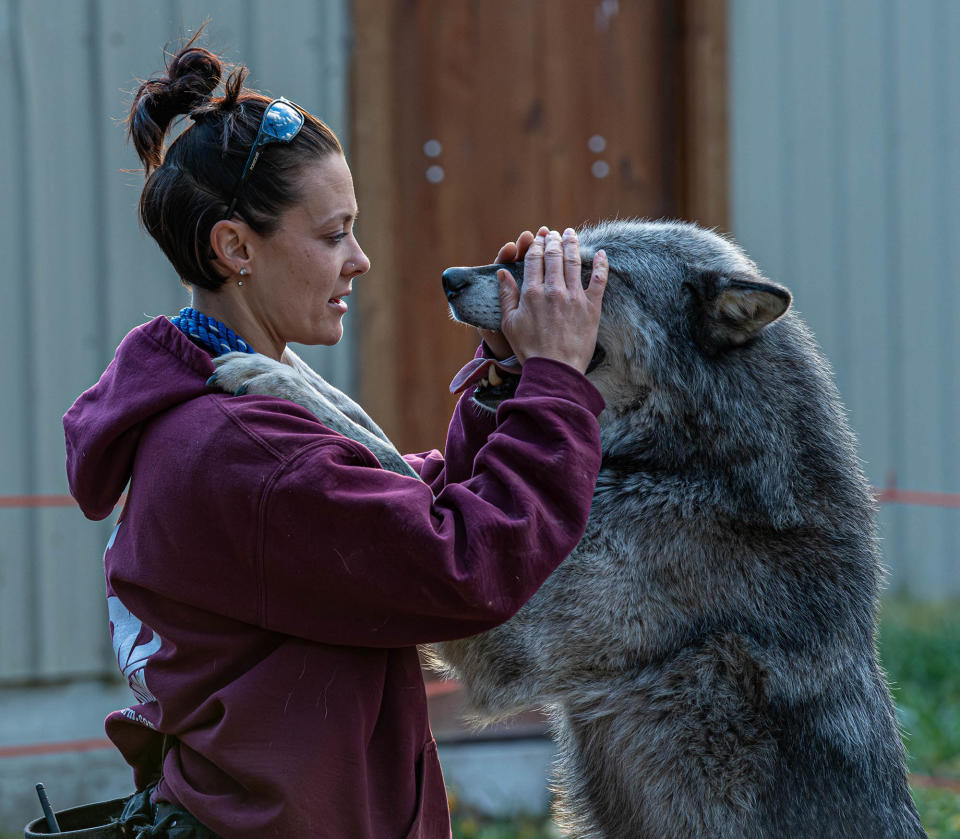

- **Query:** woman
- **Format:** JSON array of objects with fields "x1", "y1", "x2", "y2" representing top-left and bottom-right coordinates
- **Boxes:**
[{"x1": 64, "y1": 38, "x2": 606, "y2": 839}]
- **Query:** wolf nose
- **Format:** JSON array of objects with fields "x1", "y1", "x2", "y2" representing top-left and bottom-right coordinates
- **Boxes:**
[{"x1": 442, "y1": 268, "x2": 472, "y2": 300}]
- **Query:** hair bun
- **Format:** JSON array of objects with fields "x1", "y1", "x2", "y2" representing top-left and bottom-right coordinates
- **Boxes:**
[
  {"x1": 166, "y1": 46, "x2": 222, "y2": 112},
  {"x1": 128, "y1": 39, "x2": 223, "y2": 173}
]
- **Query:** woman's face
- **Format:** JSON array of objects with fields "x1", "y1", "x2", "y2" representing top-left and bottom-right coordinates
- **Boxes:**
[{"x1": 245, "y1": 154, "x2": 370, "y2": 348}]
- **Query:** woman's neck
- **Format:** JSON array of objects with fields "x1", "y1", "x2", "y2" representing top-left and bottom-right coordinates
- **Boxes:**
[{"x1": 191, "y1": 287, "x2": 285, "y2": 361}]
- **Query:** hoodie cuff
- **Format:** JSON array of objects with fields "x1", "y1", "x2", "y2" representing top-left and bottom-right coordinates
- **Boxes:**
[{"x1": 513, "y1": 357, "x2": 606, "y2": 417}]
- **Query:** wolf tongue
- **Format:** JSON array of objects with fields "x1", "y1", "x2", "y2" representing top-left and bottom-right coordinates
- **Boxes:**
[{"x1": 449, "y1": 356, "x2": 523, "y2": 394}]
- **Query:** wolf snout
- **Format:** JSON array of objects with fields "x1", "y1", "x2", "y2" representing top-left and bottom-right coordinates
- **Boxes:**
[
  {"x1": 442, "y1": 267, "x2": 474, "y2": 300},
  {"x1": 442, "y1": 262, "x2": 524, "y2": 301}
]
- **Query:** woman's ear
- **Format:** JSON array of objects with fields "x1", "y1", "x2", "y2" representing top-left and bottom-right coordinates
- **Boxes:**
[{"x1": 209, "y1": 219, "x2": 252, "y2": 277}]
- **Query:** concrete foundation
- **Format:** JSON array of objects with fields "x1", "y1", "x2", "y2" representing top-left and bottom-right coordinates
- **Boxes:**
[{"x1": 0, "y1": 680, "x2": 553, "y2": 835}]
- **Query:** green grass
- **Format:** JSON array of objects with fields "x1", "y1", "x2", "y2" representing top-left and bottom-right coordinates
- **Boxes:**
[
  {"x1": 879, "y1": 600, "x2": 960, "y2": 778},
  {"x1": 451, "y1": 809, "x2": 555, "y2": 839},
  {"x1": 450, "y1": 599, "x2": 960, "y2": 838},
  {"x1": 879, "y1": 599, "x2": 960, "y2": 837},
  {"x1": 911, "y1": 786, "x2": 960, "y2": 839}
]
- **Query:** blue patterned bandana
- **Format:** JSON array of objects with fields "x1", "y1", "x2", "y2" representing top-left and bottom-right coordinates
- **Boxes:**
[{"x1": 170, "y1": 308, "x2": 255, "y2": 357}]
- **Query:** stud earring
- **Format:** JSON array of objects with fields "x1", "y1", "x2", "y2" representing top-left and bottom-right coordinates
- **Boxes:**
[{"x1": 238, "y1": 267, "x2": 248, "y2": 287}]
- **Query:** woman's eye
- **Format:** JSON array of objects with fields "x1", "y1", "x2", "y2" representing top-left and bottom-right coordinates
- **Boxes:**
[{"x1": 327, "y1": 232, "x2": 348, "y2": 244}]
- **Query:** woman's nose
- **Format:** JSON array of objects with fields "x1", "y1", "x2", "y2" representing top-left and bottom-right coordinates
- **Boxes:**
[{"x1": 347, "y1": 244, "x2": 371, "y2": 277}]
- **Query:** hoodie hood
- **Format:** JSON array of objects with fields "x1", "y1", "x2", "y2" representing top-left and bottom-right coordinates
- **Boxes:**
[{"x1": 64, "y1": 317, "x2": 215, "y2": 520}]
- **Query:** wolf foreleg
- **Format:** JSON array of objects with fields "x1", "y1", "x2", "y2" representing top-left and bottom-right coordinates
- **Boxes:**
[
  {"x1": 280, "y1": 347, "x2": 396, "y2": 445},
  {"x1": 209, "y1": 352, "x2": 418, "y2": 479}
]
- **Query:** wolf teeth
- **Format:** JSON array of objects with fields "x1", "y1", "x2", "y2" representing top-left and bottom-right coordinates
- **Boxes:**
[{"x1": 488, "y1": 367, "x2": 503, "y2": 386}]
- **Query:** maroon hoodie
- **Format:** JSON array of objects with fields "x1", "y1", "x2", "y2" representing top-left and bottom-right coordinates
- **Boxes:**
[{"x1": 63, "y1": 316, "x2": 604, "y2": 839}]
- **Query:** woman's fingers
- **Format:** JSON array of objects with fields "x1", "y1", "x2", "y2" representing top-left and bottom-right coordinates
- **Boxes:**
[
  {"x1": 585, "y1": 249, "x2": 608, "y2": 310},
  {"x1": 542, "y1": 230, "x2": 564, "y2": 289},
  {"x1": 499, "y1": 225, "x2": 606, "y2": 372},
  {"x1": 523, "y1": 229, "x2": 547, "y2": 287},
  {"x1": 562, "y1": 228, "x2": 582, "y2": 291},
  {"x1": 496, "y1": 229, "x2": 538, "y2": 265},
  {"x1": 495, "y1": 241, "x2": 518, "y2": 264},
  {"x1": 513, "y1": 229, "x2": 537, "y2": 262}
]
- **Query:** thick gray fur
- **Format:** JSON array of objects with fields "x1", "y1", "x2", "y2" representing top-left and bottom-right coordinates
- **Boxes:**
[
  {"x1": 210, "y1": 219, "x2": 926, "y2": 838},
  {"x1": 436, "y1": 219, "x2": 926, "y2": 838}
]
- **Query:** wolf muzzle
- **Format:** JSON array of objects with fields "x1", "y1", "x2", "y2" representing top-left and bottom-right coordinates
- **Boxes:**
[{"x1": 442, "y1": 262, "x2": 524, "y2": 302}]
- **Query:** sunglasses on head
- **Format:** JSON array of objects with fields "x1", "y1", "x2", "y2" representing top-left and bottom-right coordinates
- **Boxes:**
[{"x1": 224, "y1": 97, "x2": 305, "y2": 220}]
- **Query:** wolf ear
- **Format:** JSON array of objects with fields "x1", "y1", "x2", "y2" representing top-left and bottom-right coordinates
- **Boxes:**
[{"x1": 686, "y1": 270, "x2": 791, "y2": 352}]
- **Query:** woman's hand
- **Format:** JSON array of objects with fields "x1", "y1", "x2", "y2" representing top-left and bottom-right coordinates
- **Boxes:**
[{"x1": 496, "y1": 227, "x2": 607, "y2": 373}]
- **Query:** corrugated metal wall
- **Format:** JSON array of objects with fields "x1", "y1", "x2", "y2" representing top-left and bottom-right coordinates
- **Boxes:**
[
  {"x1": 730, "y1": 0, "x2": 960, "y2": 598},
  {"x1": 3, "y1": 0, "x2": 957, "y2": 685},
  {"x1": 0, "y1": 0, "x2": 351, "y2": 682}
]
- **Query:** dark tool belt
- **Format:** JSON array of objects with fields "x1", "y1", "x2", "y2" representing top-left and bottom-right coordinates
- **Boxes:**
[{"x1": 24, "y1": 787, "x2": 221, "y2": 838}]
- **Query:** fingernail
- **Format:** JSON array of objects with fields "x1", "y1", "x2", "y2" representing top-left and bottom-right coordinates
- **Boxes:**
[
  {"x1": 563, "y1": 227, "x2": 575, "y2": 238},
  {"x1": 235, "y1": 384, "x2": 248, "y2": 396},
  {"x1": 597, "y1": 249, "x2": 607, "y2": 261},
  {"x1": 205, "y1": 375, "x2": 217, "y2": 387}
]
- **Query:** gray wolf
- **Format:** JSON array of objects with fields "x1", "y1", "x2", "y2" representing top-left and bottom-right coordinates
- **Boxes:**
[{"x1": 211, "y1": 219, "x2": 926, "y2": 838}]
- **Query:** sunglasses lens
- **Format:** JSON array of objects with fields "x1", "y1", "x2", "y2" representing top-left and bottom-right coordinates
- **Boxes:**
[
  {"x1": 224, "y1": 98, "x2": 306, "y2": 220},
  {"x1": 260, "y1": 100, "x2": 305, "y2": 144}
]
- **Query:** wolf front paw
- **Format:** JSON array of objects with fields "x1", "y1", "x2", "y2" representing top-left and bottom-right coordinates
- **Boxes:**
[{"x1": 207, "y1": 352, "x2": 301, "y2": 398}]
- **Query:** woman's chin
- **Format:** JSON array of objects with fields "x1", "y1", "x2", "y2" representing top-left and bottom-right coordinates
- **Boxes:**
[
  {"x1": 287, "y1": 313, "x2": 345, "y2": 346},
  {"x1": 314, "y1": 324, "x2": 344, "y2": 346}
]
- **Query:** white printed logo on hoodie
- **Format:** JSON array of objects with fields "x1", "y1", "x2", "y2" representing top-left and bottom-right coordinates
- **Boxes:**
[{"x1": 104, "y1": 522, "x2": 163, "y2": 704}]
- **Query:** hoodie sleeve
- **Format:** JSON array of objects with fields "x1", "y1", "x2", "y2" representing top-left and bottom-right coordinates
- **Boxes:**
[
  {"x1": 258, "y1": 357, "x2": 604, "y2": 647},
  {"x1": 402, "y1": 391, "x2": 499, "y2": 491}
]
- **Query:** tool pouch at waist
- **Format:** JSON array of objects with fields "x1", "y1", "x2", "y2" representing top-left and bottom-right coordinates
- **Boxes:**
[{"x1": 25, "y1": 788, "x2": 220, "y2": 838}]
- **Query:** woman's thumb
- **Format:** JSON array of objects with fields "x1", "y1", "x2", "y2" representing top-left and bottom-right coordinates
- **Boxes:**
[{"x1": 497, "y1": 268, "x2": 520, "y2": 317}]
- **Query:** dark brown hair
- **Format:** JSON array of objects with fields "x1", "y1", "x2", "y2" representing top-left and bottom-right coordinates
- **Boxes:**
[{"x1": 128, "y1": 33, "x2": 343, "y2": 290}]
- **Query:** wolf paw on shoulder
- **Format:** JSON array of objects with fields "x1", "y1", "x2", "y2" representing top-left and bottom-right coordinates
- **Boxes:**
[
  {"x1": 208, "y1": 352, "x2": 308, "y2": 400},
  {"x1": 207, "y1": 352, "x2": 416, "y2": 482}
]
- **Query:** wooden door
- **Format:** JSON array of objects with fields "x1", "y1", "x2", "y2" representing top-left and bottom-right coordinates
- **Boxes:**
[{"x1": 352, "y1": 0, "x2": 726, "y2": 452}]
